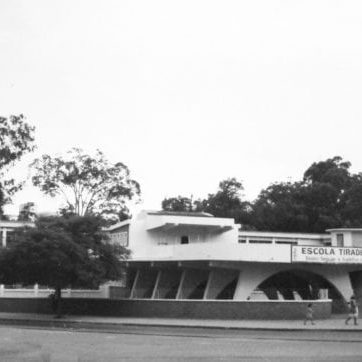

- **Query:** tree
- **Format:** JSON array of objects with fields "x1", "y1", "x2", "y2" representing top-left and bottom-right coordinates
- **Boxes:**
[
  {"x1": 31, "y1": 148, "x2": 140, "y2": 223},
  {"x1": 200, "y1": 178, "x2": 251, "y2": 225},
  {"x1": 0, "y1": 115, "x2": 35, "y2": 217},
  {"x1": 299, "y1": 156, "x2": 351, "y2": 231},
  {"x1": 303, "y1": 156, "x2": 352, "y2": 191},
  {"x1": 162, "y1": 196, "x2": 193, "y2": 212},
  {"x1": 18, "y1": 202, "x2": 37, "y2": 222},
  {"x1": 0, "y1": 215, "x2": 128, "y2": 316},
  {"x1": 251, "y1": 182, "x2": 309, "y2": 232},
  {"x1": 161, "y1": 157, "x2": 362, "y2": 232},
  {"x1": 251, "y1": 156, "x2": 354, "y2": 232},
  {"x1": 161, "y1": 178, "x2": 252, "y2": 226},
  {"x1": 340, "y1": 174, "x2": 362, "y2": 227}
]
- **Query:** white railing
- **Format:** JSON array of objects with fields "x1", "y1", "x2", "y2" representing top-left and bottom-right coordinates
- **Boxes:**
[{"x1": 0, "y1": 284, "x2": 110, "y2": 298}]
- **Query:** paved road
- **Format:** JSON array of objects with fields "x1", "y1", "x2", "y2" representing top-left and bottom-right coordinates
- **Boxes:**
[{"x1": 0, "y1": 325, "x2": 361, "y2": 361}]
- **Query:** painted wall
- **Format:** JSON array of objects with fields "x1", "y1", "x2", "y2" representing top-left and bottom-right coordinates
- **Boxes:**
[
  {"x1": 131, "y1": 243, "x2": 292, "y2": 263},
  {"x1": 0, "y1": 298, "x2": 332, "y2": 320},
  {"x1": 128, "y1": 211, "x2": 239, "y2": 259},
  {"x1": 351, "y1": 231, "x2": 362, "y2": 247},
  {"x1": 329, "y1": 230, "x2": 362, "y2": 247}
]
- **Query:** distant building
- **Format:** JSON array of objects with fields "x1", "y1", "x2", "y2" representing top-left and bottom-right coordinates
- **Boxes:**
[
  {"x1": 105, "y1": 210, "x2": 362, "y2": 312},
  {"x1": 0, "y1": 220, "x2": 34, "y2": 247},
  {"x1": 18, "y1": 202, "x2": 37, "y2": 222}
]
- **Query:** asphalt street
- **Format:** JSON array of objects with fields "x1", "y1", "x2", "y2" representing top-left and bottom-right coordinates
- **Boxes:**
[{"x1": 0, "y1": 325, "x2": 361, "y2": 361}]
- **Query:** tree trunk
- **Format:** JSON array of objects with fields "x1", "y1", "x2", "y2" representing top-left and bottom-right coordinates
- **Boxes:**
[{"x1": 54, "y1": 287, "x2": 62, "y2": 318}]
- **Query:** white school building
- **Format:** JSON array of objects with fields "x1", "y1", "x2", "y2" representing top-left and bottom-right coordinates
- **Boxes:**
[{"x1": 107, "y1": 210, "x2": 362, "y2": 312}]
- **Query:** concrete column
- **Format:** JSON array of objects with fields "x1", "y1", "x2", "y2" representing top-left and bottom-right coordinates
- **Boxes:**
[
  {"x1": 293, "y1": 290, "x2": 302, "y2": 300},
  {"x1": 176, "y1": 271, "x2": 186, "y2": 299},
  {"x1": 350, "y1": 271, "x2": 362, "y2": 301},
  {"x1": 204, "y1": 269, "x2": 238, "y2": 300},
  {"x1": 131, "y1": 269, "x2": 158, "y2": 299},
  {"x1": 156, "y1": 269, "x2": 182, "y2": 299},
  {"x1": 34, "y1": 284, "x2": 39, "y2": 297},
  {"x1": 233, "y1": 266, "x2": 279, "y2": 300},
  {"x1": 129, "y1": 270, "x2": 140, "y2": 299},
  {"x1": 99, "y1": 284, "x2": 110, "y2": 298},
  {"x1": 316, "y1": 268, "x2": 354, "y2": 302},
  {"x1": 176, "y1": 269, "x2": 209, "y2": 299},
  {"x1": 1, "y1": 229, "x2": 7, "y2": 247},
  {"x1": 203, "y1": 272, "x2": 213, "y2": 300},
  {"x1": 151, "y1": 271, "x2": 162, "y2": 299},
  {"x1": 0, "y1": 284, "x2": 4, "y2": 297}
]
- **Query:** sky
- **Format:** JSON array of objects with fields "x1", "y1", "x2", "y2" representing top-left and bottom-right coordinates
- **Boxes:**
[{"x1": 1, "y1": 0, "x2": 362, "y2": 216}]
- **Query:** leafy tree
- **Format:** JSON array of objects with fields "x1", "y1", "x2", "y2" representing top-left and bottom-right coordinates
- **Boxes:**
[
  {"x1": 161, "y1": 178, "x2": 251, "y2": 226},
  {"x1": 251, "y1": 182, "x2": 308, "y2": 232},
  {"x1": 201, "y1": 178, "x2": 243, "y2": 216},
  {"x1": 340, "y1": 174, "x2": 362, "y2": 227},
  {"x1": 0, "y1": 115, "x2": 35, "y2": 217},
  {"x1": 162, "y1": 196, "x2": 193, "y2": 212},
  {"x1": 251, "y1": 156, "x2": 354, "y2": 232},
  {"x1": 161, "y1": 157, "x2": 362, "y2": 232},
  {"x1": 303, "y1": 156, "x2": 352, "y2": 191},
  {"x1": 200, "y1": 178, "x2": 251, "y2": 225},
  {"x1": 299, "y1": 156, "x2": 351, "y2": 231},
  {"x1": 18, "y1": 202, "x2": 37, "y2": 222},
  {"x1": 31, "y1": 148, "x2": 140, "y2": 223},
  {"x1": 0, "y1": 215, "x2": 128, "y2": 316}
]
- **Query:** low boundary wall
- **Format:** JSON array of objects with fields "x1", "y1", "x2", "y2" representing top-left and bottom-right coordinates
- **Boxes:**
[
  {"x1": 0, "y1": 285, "x2": 108, "y2": 299},
  {"x1": 0, "y1": 298, "x2": 332, "y2": 320}
]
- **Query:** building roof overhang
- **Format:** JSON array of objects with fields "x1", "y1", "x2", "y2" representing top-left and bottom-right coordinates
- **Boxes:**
[
  {"x1": 145, "y1": 213, "x2": 237, "y2": 233},
  {"x1": 146, "y1": 222, "x2": 234, "y2": 233},
  {"x1": 122, "y1": 259, "x2": 293, "y2": 270},
  {"x1": 103, "y1": 219, "x2": 131, "y2": 232},
  {"x1": 326, "y1": 228, "x2": 362, "y2": 233}
]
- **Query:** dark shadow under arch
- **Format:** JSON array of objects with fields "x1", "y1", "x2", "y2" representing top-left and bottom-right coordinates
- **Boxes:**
[
  {"x1": 189, "y1": 280, "x2": 208, "y2": 299},
  {"x1": 256, "y1": 269, "x2": 345, "y2": 313},
  {"x1": 216, "y1": 277, "x2": 238, "y2": 300}
]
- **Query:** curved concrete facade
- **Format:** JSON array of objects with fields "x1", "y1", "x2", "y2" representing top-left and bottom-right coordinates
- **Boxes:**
[
  {"x1": 106, "y1": 211, "x2": 362, "y2": 313},
  {"x1": 125, "y1": 262, "x2": 359, "y2": 309}
]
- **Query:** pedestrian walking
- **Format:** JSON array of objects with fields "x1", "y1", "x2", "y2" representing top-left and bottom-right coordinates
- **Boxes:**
[
  {"x1": 304, "y1": 303, "x2": 315, "y2": 325},
  {"x1": 345, "y1": 295, "x2": 359, "y2": 326}
]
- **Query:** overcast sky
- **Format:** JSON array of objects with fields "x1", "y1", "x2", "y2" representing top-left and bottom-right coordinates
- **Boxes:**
[{"x1": 1, "y1": 0, "x2": 362, "y2": 215}]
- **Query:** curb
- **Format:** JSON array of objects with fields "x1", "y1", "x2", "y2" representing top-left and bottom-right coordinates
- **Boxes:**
[{"x1": 0, "y1": 317, "x2": 362, "y2": 334}]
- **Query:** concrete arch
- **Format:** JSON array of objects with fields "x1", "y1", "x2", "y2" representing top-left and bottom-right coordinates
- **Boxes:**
[
  {"x1": 233, "y1": 266, "x2": 276, "y2": 301},
  {"x1": 233, "y1": 264, "x2": 353, "y2": 305},
  {"x1": 257, "y1": 270, "x2": 344, "y2": 301}
]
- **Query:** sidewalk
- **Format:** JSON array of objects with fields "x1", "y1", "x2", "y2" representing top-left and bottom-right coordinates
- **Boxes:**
[{"x1": 0, "y1": 312, "x2": 361, "y2": 332}]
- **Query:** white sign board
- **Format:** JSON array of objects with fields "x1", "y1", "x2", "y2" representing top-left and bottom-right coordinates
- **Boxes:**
[{"x1": 292, "y1": 245, "x2": 362, "y2": 264}]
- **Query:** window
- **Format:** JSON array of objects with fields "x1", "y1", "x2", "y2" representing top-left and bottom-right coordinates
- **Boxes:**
[
  {"x1": 249, "y1": 239, "x2": 272, "y2": 244},
  {"x1": 181, "y1": 236, "x2": 189, "y2": 244},
  {"x1": 275, "y1": 241, "x2": 298, "y2": 245},
  {"x1": 336, "y1": 233, "x2": 344, "y2": 247}
]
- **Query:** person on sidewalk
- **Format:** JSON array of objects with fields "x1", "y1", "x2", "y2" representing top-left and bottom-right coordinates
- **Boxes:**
[
  {"x1": 345, "y1": 295, "x2": 359, "y2": 326},
  {"x1": 304, "y1": 303, "x2": 315, "y2": 325}
]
